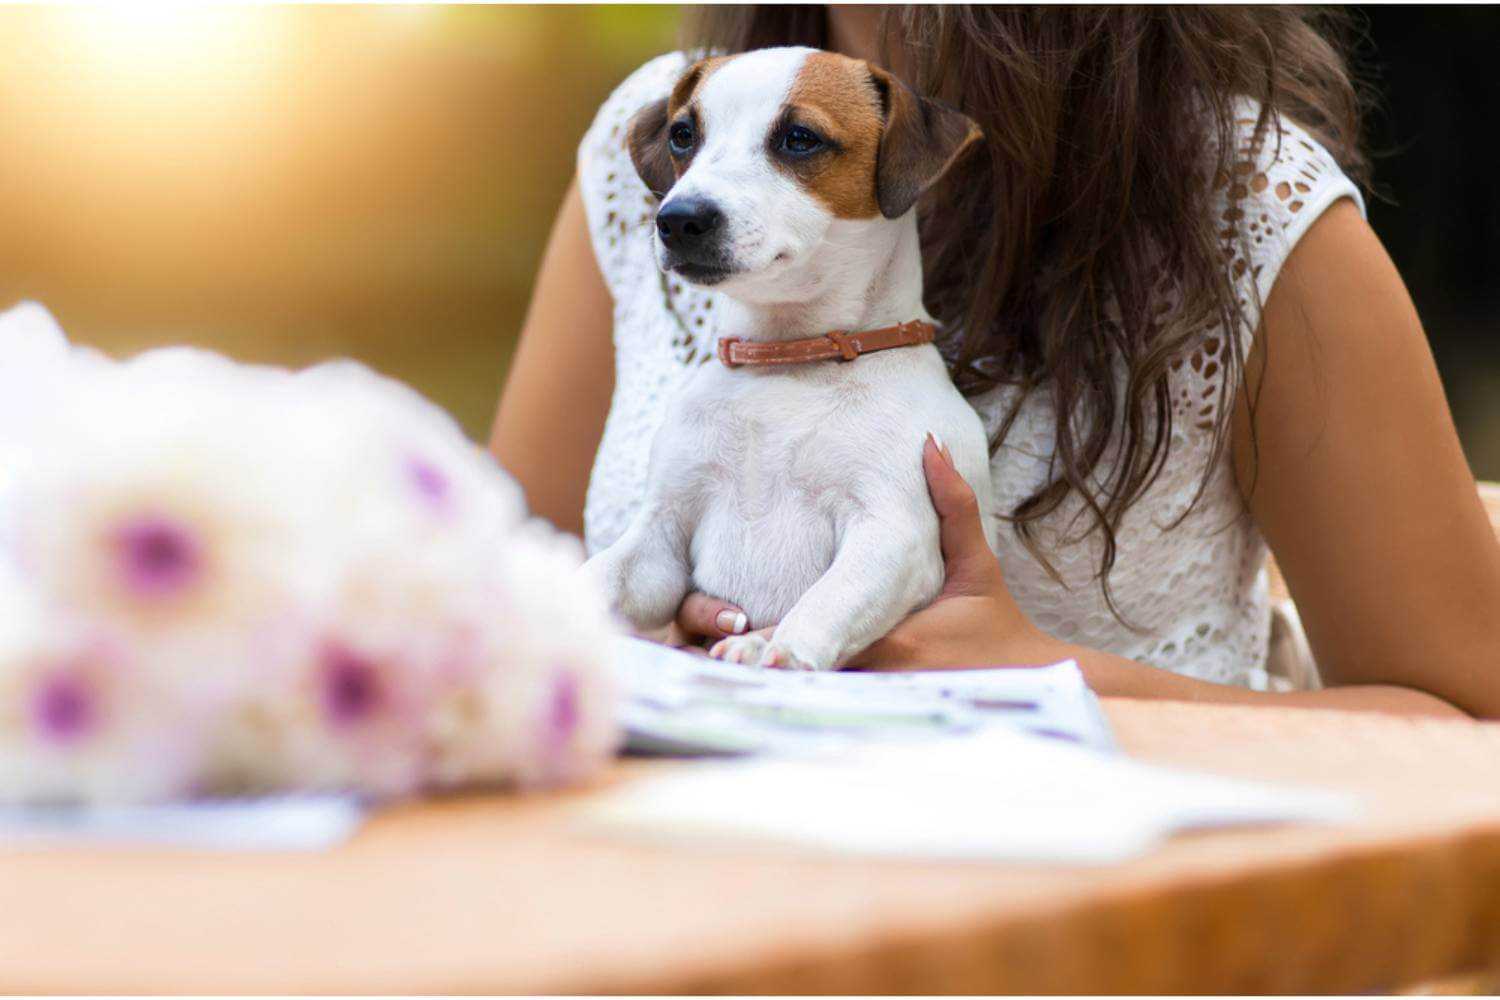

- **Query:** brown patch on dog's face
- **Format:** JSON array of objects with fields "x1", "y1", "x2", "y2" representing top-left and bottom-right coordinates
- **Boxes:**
[
  {"x1": 627, "y1": 56, "x2": 732, "y2": 197},
  {"x1": 777, "y1": 52, "x2": 885, "y2": 219},
  {"x1": 662, "y1": 56, "x2": 729, "y2": 177},
  {"x1": 667, "y1": 56, "x2": 730, "y2": 117}
]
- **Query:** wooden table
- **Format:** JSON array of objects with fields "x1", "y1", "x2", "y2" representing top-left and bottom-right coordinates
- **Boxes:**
[{"x1": 4, "y1": 699, "x2": 1500, "y2": 994}]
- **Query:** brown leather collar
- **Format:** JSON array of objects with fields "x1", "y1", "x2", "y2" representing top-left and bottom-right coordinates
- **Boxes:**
[{"x1": 717, "y1": 319, "x2": 936, "y2": 369}]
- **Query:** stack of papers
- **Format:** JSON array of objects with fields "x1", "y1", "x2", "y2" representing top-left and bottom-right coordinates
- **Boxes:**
[
  {"x1": 613, "y1": 636, "x2": 1116, "y2": 756},
  {"x1": 597, "y1": 638, "x2": 1358, "y2": 863}
]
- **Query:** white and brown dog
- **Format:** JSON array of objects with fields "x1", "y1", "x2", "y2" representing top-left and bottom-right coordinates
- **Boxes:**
[{"x1": 585, "y1": 46, "x2": 999, "y2": 670}]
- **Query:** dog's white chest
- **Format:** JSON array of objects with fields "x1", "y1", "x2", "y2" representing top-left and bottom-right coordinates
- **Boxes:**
[
  {"x1": 660, "y1": 361, "x2": 925, "y2": 626},
  {"x1": 680, "y1": 380, "x2": 841, "y2": 621}
]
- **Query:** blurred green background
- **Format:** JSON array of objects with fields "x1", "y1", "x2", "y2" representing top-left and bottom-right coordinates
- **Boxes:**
[
  {"x1": 2, "y1": 5, "x2": 1497, "y2": 478},
  {"x1": 0, "y1": 4, "x2": 679, "y2": 440}
]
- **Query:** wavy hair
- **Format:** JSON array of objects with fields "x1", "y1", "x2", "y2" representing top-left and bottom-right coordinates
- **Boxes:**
[{"x1": 684, "y1": 5, "x2": 1369, "y2": 617}]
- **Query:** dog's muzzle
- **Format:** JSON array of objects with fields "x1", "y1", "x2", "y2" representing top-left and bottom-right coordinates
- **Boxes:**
[{"x1": 656, "y1": 196, "x2": 732, "y2": 283}]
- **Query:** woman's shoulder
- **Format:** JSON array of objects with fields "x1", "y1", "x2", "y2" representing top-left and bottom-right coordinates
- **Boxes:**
[
  {"x1": 1213, "y1": 98, "x2": 1366, "y2": 315},
  {"x1": 576, "y1": 52, "x2": 691, "y2": 300}
]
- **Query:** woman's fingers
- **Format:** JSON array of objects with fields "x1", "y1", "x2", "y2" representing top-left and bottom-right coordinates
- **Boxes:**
[
  {"x1": 923, "y1": 434, "x2": 1001, "y2": 594},
  {"x1": 676, "y1": 591, "x2": 749, "y2": 641}
]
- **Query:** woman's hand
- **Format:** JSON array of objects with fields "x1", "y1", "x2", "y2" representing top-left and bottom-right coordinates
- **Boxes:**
[
  {"x1": 665, "y1": 592, "x2": 768, "y2": 657},
  {"x1": 669, "y1": 435, "x2": 1062, "y2": 670},
  {"x1": 844, "y1": 435, "x2": 1058, "y2": 670}
]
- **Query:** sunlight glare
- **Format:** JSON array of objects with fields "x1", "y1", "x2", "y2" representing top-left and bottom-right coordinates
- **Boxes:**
[{"x1": 54, "y1": 3, "x2": 284, "y2": 86}]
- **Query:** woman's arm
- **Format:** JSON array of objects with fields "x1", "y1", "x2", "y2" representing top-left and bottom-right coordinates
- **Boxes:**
[
  {"x1": 488, "y1": 179, "x2": 615, "y2": 539},
  {"x1": 1229, "y1": 199, "x2": 1500, "y2": 716},
  {"x1": 1038, "y1": 198, "x2": 1500, "y2": 717}
]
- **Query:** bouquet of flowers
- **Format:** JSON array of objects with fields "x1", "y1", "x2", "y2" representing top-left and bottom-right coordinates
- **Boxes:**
[{"x1": 0, "y1": 302, "x2": 619, "y2": 803}]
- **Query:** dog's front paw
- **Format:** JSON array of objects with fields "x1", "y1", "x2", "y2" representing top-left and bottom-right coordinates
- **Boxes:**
[
  {"x1": 709, "y1": 633, "x2": 769, "y2": 665},
  {"x1": 757, "y1": 640, "x2": 833, "y2": 671},
  {"x1": 710, "y1": 634, "x2": 836, "y2": 671}
]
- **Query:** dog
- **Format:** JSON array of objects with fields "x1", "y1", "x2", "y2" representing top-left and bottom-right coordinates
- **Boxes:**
[{"x1": 584, "y1": 46, "x2": 999, "y2": 670}]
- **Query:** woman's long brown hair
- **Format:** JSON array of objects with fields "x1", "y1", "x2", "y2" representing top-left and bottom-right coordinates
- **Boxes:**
[{"x1": 684, "y1": 5, "x2": 1369, "y2": 619}]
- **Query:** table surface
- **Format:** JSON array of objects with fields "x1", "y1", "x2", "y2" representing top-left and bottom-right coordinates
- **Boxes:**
[{"x1": 4, "y1": 699, "x2": 1500, "y2": 995}]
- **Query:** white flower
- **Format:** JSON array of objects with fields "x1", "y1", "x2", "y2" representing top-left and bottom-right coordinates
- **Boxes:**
[
  {"x1": 0, "y1": 306, "x2": 621, "y2": 804},
  {"x1": 0, "y1": 593, "x2": 206, "y2": 803},
  {"x1": 10, "y1": 354, "x2": 336, "y2": 635},
  {"x1": 213, "y1": 524, "x2": 621, "y2": 799},
  {"x1": 204, "y1": 610, "x2": 444, "y2": 799},
  {"x1": 0, "y1": 301, "x2": 69, "y2": 420},
  {"x1": 292, "y1": 359, "x2": 525, "y2": 544},
  {"x1": 428, "y1": 522, "x2": 621, "y2": 791},
  {"x1": 0, "y1": 302, "x2": 72, "y2": 565}
]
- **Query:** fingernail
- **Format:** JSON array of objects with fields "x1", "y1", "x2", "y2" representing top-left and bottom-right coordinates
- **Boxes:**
[
  {"x1": 929, "y1": 431, "x2": 944, "y2": 453},
  {"x1": 716, "y1": 609, "x2": 748, "y2": 634},
  {"x1": 941, "y1": 443, "x2": 954, "y2": 467}
]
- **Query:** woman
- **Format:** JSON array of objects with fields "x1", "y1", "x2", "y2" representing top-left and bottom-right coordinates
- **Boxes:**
[{"x1": 491, "y1": 7, "x2": 1500, "y2": 718}]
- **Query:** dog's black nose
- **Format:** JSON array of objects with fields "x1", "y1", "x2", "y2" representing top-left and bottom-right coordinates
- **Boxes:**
[{"x1": 656, "y1": 197, "x2": 723, "y2": 250}]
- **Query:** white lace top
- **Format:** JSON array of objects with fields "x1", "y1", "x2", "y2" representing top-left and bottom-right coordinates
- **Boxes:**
[{"x1": 576, "y1": 52, "x2": 1363, "y2": 689}]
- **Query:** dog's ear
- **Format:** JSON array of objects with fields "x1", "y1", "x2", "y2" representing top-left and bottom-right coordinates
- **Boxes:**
[
  {"x1": 629, "y1": 59, "x2": 721, "y2": 199},
  {"x1": 627, "y1": 97, "x2": 674, "y2": 198},
  {"x1": 870, "y1": 66, "x2": 983, "y2": 219}
]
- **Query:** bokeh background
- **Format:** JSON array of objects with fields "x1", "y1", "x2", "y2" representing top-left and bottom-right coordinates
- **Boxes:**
[{"x1": 2, "y1": 6, "x2": 1497, "y2": 476}]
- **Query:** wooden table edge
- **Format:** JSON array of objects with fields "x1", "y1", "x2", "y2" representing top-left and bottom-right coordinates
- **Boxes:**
[{"x1": 574, "y1": 823, "x2": 1500, "y2": 995}]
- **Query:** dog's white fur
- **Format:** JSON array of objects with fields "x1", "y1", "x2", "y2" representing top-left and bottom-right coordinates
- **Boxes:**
[{"x1": 585, "y1": 47, "x2": 998, "y2": 670}]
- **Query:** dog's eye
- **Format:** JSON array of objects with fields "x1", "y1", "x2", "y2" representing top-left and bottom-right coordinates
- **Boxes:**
[
  {"x1": 668, "y1": 121, "x2": 696, "y2": 155},
  {"x1": 781, "y1": 125, "x2": 824, "y2": 155}
]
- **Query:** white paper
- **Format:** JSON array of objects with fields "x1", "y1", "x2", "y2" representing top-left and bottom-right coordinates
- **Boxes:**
[
  {"x1": 0, "y1": 795, "x2": 365, "y2": 851},
  {"x1": 584, "y1": 726, "x2": 1358, "y2": 864},
  {"x1": 613, "y1": 636, "x2": 1116, "y2": 756}
]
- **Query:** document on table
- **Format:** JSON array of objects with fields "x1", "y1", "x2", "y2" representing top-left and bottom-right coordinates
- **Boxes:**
[
  {"x1": 600, "y1": 637, "x2": 1358, "y2": 863},
  {"x1": 612, "y1": 635, "x2": 1116, "y2": 756},
  {"x1": 0, "y1": 795, "x2": 365, "y2": 851},
  {"x1": 583, "y1": 725, "x2": 1359, "y2": 864}
]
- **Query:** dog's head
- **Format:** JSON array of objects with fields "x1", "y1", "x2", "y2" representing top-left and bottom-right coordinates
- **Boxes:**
[{"x1": 627, "y1": 47, "x2": 981, "y2": 302}]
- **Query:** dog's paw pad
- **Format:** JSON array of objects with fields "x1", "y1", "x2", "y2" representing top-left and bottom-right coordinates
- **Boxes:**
[{"x1": 709, "y1": 634, "x2": 768, "y2": 665}]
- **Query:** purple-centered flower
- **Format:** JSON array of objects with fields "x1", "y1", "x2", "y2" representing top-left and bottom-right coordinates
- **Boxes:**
[
  {"x1": 31, "y1": 670, "x2": 97, "y2": 745},
  {"x1": 112, "y1": 513, "x2": 202, "y2": 599},
  {"x1": 319, "y1": 641, "x2": 385, "y2": 727},
  {"x1": 405, "y1": 456, "x2": 451, "y2": 510},
  {"x1": 547, "y1": 671, "x2": 580, "y2": 749}
]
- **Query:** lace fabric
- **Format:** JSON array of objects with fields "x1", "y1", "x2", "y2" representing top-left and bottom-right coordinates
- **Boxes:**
[{"x1": 576, "y1": 53, "x2": 1363, "y2": 688}]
